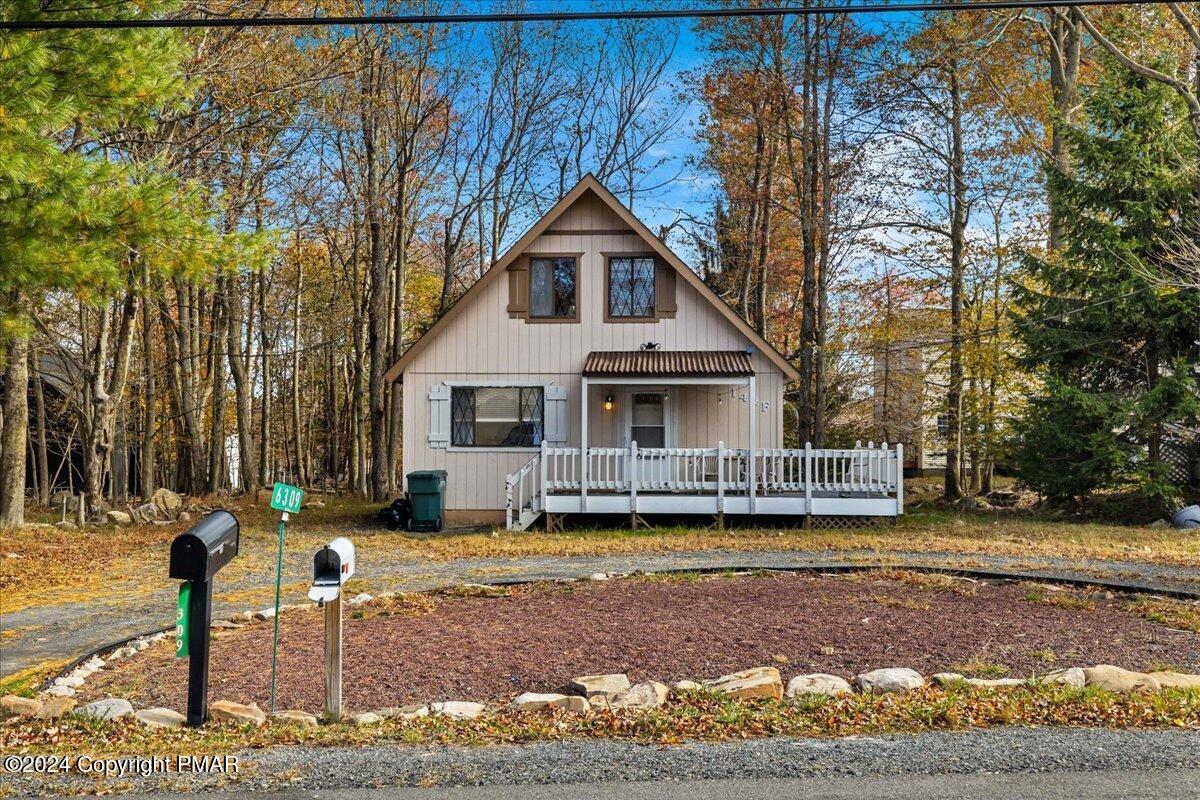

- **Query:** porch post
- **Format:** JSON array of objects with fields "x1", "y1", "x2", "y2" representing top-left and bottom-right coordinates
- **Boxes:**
[
  {"x1": 580, "y1": 376, "x2": 589, "y2": 512},
  {"x1": 629, "y1": 439, "x2": 638, "y2": 529},
  {"x1": 716, "y1": 440, "x2": 725, "y2": 529},
  {"x1": 895, "y1": 442, "x2": 904, "y2": 517},
  {"x1": 748, "y1": 375, "x2": 757, "y2": 514}
]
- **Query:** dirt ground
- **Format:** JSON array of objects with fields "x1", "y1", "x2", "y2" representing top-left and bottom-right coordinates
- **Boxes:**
[{"x1": 79, "y1": 571, "x2": 1199, "y2": 714}]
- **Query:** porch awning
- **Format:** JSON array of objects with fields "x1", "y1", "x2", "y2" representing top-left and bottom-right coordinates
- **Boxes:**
[{"x1": 582, "y1": 350, "x2": 754, "y2": 378}]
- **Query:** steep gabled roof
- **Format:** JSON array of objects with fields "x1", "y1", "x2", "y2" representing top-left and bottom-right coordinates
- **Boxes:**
[{"x1": 385, "y1": 173, "x2": 799, "y2": 382}]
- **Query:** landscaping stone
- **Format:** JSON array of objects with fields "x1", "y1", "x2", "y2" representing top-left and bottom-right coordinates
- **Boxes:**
[
  {"x1": 509, "y1": 692, "x2": 590, "y2": 713},
  {"x1": 1, "y1": 695, "x2": 43, "y2": 718},
  {"x1": 351, "y1": 712, "x2": 383, "y2": 726},
  {"x1": 590, "y1": 573, "x2": 609, "y2": 580},
  {"x1": 209, "y1": 700, "x2": 267, "y2": 725},
  {"x1": 378, "y1": 704, "x2": 429, "y2": 721},
  {"x1": 36, "y1": 697, "x2": 76, "y2": 719},
  {"x1": 610, "y1": 681, "x2": 670, "y2": 711},
  {"x1": 152, "y1": 488, "x2": 183, "y2": 516},
  {"x1": 135, "y1": 502, "x2": 159, "y2": 521},
  {"x1": 785, "y1": 673, "x2": 853, "y2": 698},
  {"x1": 346, "y1": 593, "x2": 373, "y2": 606},
  {"x1": 567, "y1": 673, "x2": 631, "y2": 699},
  {"x1": 177, "y1": 511, "x2": 192, "y2": 523},
  {"x1": 706, "y1": 667, "x2": 784, "y2": 700},
  {"x1": 229, "y1": 611, "x2": 254, "y2": 623},
  {"x1": 1042, "y1": 667, "x2": 1086, "y2": 688},
  {"x1": 83, "y1": 656, "x2": 104, "y2": 671},
  {"x1": 273, "y1": 710, "x2": 320, "y2": 727},
  {"x1": 54, "y1": 675, "x2": 85, "y2": 689},
  {"x1": 430, "y1": 701, "x2": 486, "y2": 719},
  {"x1": 931, "y1": 672, "x2": 967, "y2": 688},
  {"x1": 54, "y1": 521, "x2": 78, "y2": 531},
  {"x1": 968, "y1": 677, "x2": 1027, "y2": 688},
  {"x1": 1149, "y1": 671, "x2": 1200, "y2": 689},
  {"x1": 135, "y1": 708, "x2": 186, "y2": 728},
  {"x1": 74, "y1": 698, "x2": 133, "y2": 721},
  {"x1": 671, "y1": 680, "x2": 702, "y2": 694},
  {"x1": 44, "y1": 684, "x2": 75, "y2": 697},
  {"x1": 106, "y1": 510, "x2": 132, "y2": 525},
  {"x1": 855, "y1": 668, "x2": 925, "y2": 694},
  {"x1": 254, "y1": 607, "x2": 277, "y2": 621},
  {"x1": 1084, "y1": 665, "x2": 1160, "y2": 693}
]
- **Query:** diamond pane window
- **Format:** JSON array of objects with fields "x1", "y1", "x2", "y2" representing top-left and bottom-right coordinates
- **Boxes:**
[
  {"x1": 451, "y1": 387, "x2": 543, "y2": 447},
  {"x1": 530, "y1": 257, "x2": 577, "y2": 318},
  {"x1": 608, "y1": 257, "x2": 655, "y2": 317}
]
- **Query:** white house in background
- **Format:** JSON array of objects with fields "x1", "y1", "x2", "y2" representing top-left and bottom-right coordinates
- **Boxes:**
[{"x1": 386, "y1": 174, "x2": 903, "y2": 530}]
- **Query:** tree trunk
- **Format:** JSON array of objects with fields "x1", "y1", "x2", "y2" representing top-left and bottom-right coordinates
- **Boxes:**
[
  {"x1": 29, "y1": 345, "x2": 50, "y2": 505},
  {"x1": 207, "y1": 285, "x2": 228, "y2": 492},
  {"x1": 1047, "y1": 14, "x2": 1081, "y2": 250},
  {"x1": 140, "y1": 279, "x2": 156, "y2": 499},
  {"x1": 291, "y1": 260, "x2": 305, "y2": 486},
  {"x1": 84, "y1": 291, "x2": 139, "y2": 516},
  {"x1": 257, "y1": 270, "x2": 271, "y2": 488},
  {"x1": 944, "y1": 60, "x2": 967, "y2": 502},
  {"x1": 226, "y1": 272, "x2": 258, "y2": 494},
  {"x1": 0, "y1": 328, "x2": 29, "y2": 527}
]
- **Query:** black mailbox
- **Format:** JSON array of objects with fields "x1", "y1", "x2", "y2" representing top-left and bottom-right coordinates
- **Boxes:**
[{"x1": 169, "y1": 511, "x2": 239, "y2": 581}]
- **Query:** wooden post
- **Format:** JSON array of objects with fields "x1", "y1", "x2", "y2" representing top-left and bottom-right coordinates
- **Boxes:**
[
  {"x1": 540, "y1": 439, "x2": 549, "y2": 531},
  {"x1": 580, "y1": 377, "x2": 589, "y2": 513},
  {"x1": 804, "y1": 441, "x2": 813, "y2": 529},
  {"x1": 748, "y1": 376, "x2": 757, "y2": 515},
  {"x1": 76, "y1": 493, "x2": 85, "y2": 526},
  {"x1": 716, "y1": 440, "x2": 725, "y2": 530},
  {"x1": 324, "y1": 594, "x2": 343, "y2": 722},
  {"x1": 629, "y1": 440, "x2": 638, "y2": 530},
  {"x1": 895, "y1": 443, "x2": 904, "y2": 518}
]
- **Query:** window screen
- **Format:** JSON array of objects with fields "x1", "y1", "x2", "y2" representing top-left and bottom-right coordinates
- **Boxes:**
[
  {"x1": 451, "y1": 386, "x2": 544, "y2": 447},
  {"x1": 529, "y1": 257, "x2": 577, "y2": 318},
  {"x1": 608, "y1": 257, "x2": 655, "y2": 317}
]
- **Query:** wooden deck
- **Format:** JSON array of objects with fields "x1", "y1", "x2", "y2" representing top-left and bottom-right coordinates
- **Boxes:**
[{"x1": 506, "y1": 441, "x2": 904, "y2": 530}]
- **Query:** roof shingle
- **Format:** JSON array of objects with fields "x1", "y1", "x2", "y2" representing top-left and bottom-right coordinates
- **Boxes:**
[{"x1": 582, "y1": 350, "x2": 754, "y2": 378}]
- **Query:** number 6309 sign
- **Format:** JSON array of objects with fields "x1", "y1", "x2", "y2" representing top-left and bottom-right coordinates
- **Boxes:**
[{"x1": 270, "y1": 482, "x2": 304, "y2": 514}]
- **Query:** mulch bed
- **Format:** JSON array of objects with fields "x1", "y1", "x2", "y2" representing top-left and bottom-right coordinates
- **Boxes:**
[{"x1": 80, "y1": 573, "x2": 1199, "y2": 714}]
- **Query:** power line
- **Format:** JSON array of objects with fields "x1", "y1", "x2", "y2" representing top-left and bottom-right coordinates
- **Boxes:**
[{"x1": 0, "y1": 0, "x2": 1175, "y2": 31}]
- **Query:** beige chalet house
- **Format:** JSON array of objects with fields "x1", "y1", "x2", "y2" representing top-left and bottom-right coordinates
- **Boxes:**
[{"x1": 387, "y1": 175, "x2": 903, "y2": 530}]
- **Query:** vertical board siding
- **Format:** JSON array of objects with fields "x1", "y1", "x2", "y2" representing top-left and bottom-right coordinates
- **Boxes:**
[{"x1": 404, "y1": 192, "x2": 787, "y2": 511}]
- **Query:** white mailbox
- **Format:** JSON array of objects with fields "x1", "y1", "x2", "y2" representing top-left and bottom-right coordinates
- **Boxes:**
[{"x1": 308, "y1": 537, "x2": 355, "y2": 604}]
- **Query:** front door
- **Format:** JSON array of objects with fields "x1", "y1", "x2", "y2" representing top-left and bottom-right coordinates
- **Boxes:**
[{"x1": 628, "y1": 392, "x2": 671, "y2": 487}]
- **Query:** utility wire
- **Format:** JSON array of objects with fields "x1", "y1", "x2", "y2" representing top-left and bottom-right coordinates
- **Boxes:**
[{"x1": 0, "y1": 0, "x2": 1177, "y2": 31}]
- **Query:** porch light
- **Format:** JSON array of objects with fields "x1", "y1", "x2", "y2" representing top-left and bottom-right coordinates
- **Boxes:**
[{"x1": 604, "y1": 394, "x2": 614, "y2": 411}]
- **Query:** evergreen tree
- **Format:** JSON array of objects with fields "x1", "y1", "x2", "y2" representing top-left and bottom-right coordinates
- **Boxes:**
[
  {"x1": 1013, "y1": 59, "x2": 1200, "y2": 509},
  {"x1": 0, "y1": 1, "x2": 197, "y2": 525}
]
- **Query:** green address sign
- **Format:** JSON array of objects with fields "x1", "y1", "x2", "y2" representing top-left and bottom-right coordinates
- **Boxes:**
[
  {"x1": 270, "y1": 482, "x2": 305, "y2": 514},
  {"x1": 176, "y1": 581, "x2": 191, "y2": 658}
]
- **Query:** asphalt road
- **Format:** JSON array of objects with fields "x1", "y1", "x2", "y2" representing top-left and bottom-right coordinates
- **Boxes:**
[{"x1": 86, "y1": 770, "x2": 1200, "y2": 800}]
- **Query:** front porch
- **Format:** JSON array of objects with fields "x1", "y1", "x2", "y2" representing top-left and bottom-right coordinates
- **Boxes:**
[{"x1": 505, "y1": 440, "x2": 904, "y2": 531}]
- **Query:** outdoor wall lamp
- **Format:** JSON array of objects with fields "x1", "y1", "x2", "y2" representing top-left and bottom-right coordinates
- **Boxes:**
[{"x1": 604, "y1": 394, "x2": 615, "y2": 411}]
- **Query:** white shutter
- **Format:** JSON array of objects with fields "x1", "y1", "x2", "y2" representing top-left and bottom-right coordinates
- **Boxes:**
[
  {"x1": 544, "y1": 385, "x2": 568, "y2": 444},
  {"x1": 428, "y1": 384, "x2": 451, "y2": 448}
]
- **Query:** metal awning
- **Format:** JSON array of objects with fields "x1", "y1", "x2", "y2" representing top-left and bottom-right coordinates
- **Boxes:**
[{"x1": 582, "y1": 350, "x2": 754, "y2": 378}]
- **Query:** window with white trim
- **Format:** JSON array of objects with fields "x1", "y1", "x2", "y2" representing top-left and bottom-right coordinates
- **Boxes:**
[{"x1": 450, "y1": 386, "x2": 544, "y2": 447}]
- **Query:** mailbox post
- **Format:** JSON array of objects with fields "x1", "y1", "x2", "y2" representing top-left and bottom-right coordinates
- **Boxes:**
[
  {"x1": 308, "y1": 537, "x2": 354, "y2": 722},
  {"x1": 169, "y1": 511, "x2": 240, "y2": 727}
]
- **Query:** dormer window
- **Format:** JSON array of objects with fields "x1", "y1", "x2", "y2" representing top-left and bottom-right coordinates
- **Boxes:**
[
  {"x1": 608, "y1": 256, "x2": 656, "y2": 318},
  {"x1": 529, "y1": 257, "x2": 577, "y2": 319}
]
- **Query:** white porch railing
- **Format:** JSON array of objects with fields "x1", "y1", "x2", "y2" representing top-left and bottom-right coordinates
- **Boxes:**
[{"x1": 507, "y1": 440, "x2": 904, "y2": 530}]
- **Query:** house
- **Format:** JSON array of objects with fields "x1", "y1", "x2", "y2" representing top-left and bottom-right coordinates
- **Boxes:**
[{"x1": 386, "y1": 175, "x2": 903, "y2": 530}]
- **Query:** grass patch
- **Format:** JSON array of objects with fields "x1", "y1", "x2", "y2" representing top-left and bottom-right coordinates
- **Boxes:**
[
  {"x1": 0, "y1": 659, "x2": 70, "y2": 698},
  {"x1": 843, "y1": 568, "x2": 978, "y2": 596},
  {"x1": 1125, "y1": 596, "x2": 1200, "y2": 633},
  {"x1": 1020, "y1": 583, "x2": 1098, "y2": 611},
  {"x1": 3, "y1": 685, "x2": 1198, "y2": 758},
  {"x1": 5, "y1": 495, "x2": 1199, "y2": 616}
]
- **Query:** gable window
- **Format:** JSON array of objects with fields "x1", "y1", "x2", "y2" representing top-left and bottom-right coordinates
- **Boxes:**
[
  {"x1": 529, "y1": 257, "x2": 577, "y2": 319},
  {"x1": 608, "y1": 256, "x2": 655, "y2": 318},
  {"x1": 451, "y1": 386, "x2": 544, "y2": 447}
]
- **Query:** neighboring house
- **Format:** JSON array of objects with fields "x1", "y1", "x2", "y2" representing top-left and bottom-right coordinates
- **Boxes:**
[{"x1": 387, "y1": 175, "x2": 903, "y2": 529}]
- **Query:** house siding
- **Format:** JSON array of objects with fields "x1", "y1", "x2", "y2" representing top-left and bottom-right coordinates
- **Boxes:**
[{"x1": 402, "y1": 191, "x2": 787, "y2": 512}]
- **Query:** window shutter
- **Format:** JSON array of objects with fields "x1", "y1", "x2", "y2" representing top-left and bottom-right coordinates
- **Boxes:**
[
  {"x1": 544, "y1": 385, "x2": 568, "y2": 444},
  {"x1": 428, "y1": 384, "x2": 450, "y2": 448},
  {"x1": 507, "y1": 257, "x2": 529, "y2": 317},
  {"x1": 654, "y1": 261, "x2": 677, "y2": 318}
]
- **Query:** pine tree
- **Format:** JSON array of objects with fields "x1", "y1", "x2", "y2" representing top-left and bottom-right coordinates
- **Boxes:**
[
  {"x1": 0, "y1": 1, "x2": 192, "y2": 525},
  {"x1": 1013, "y1": 59, "x2": 1200, "y2": 509}
]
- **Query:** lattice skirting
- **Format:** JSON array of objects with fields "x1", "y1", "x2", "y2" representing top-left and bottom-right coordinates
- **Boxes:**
[{"x1": 809, "y1": 514, "x2": 891, "y2": 530}]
